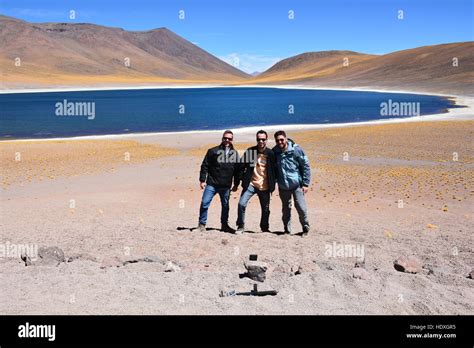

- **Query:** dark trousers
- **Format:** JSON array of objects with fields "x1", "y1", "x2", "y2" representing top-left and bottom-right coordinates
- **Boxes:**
[{"x1": 236, "y1": 184, "x2": 270, "y2": 230}]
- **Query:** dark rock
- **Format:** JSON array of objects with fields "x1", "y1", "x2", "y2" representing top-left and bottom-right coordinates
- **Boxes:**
[
  {"x1": 394, "y1": 255, "x2": 422, "y2": 274},
  {"x1": 290, "y1": 265, "x2": 302, "y2": 276}
]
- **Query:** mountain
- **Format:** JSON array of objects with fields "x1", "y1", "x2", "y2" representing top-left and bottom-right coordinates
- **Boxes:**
[
  {"x1": 252, "y1": 43, "x2": 474, "y2": 96},
  {"x1": 1, "y1": 15, "x2": 472, "y2": 96},
  {"x1": 0, "y1": 15, "x2": 249, "y2": 88},
  {"x1": 256, "y1": 51, "x2": 376, "y2": 81}
]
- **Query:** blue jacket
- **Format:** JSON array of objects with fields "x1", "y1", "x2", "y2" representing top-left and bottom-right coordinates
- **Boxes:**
[{"x1": 273, "y1": 138, "x2": 311, "y2": 190}]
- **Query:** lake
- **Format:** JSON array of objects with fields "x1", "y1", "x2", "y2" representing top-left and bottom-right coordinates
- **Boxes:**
[{"x1": 0, "y1": 87, "x2": 458, "y2": 139}]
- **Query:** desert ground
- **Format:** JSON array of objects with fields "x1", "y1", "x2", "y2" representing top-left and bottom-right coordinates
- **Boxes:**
[{"x1": 1, "y1": 101, "x2": 473, "y2": 314}]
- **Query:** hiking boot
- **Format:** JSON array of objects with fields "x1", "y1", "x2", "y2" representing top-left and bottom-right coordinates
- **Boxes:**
[
  {"x1": 235, "y1": 225, "x2": 244, "y2": 235},
  {"x1": 221, "y1": 223, "x2": 235, "y2": 233},
  {"x1": 198, "y1": 223, "x2": 206, "y2": 232}
]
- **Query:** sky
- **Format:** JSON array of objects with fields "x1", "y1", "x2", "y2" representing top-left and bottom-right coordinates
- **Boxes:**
[{"x1": 1, "y1": 0, "x2": 472, "y2": 73}]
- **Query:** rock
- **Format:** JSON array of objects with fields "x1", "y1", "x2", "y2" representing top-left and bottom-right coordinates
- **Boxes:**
[
  {"x1": 142, "y1": 256, "x2": 161, "y2": 263},
  {"x1": 352, "y1": 267, "x2": 369, "y2": 280},
  {"x1": 100, "y1": 256, "x2": 123, "y2": 269},
  {"x1": 290, "y1": 265, "x2": 302, "y2": 276},
  {"x1": 354, "y1": 258, "x2": 365, "y2": 268},
  {"x1": 67, "y1": 253, "x2": 98, "y2": 263},
  {"x1": 422, "y1": 264, "x2": 435, "y2": 275},
  {"x1": 394, "y1": 255, "x2": 422, "y2": 274},
  {"x1": 38, "y1": 246, "x2": 65, "y2": 266},
  {"x1": 123, "y1": 256, "x2": 161, "y2": 265},
  {"x1": 468, "y1": 270, "x2": 474, "y2": 279},
  {"x1": 164, "y1": 261, "x2": 181, "y2": 272},
  {"x1": 244, "y1": 260, "x2": 268, "y2": 282}
]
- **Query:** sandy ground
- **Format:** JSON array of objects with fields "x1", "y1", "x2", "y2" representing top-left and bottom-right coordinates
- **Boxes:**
[{"x1": 1, "y1": 113, "x2": 473, "y2": 314}]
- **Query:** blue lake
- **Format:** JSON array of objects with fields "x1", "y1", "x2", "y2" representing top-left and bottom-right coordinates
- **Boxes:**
[{"x1": 0, "y1": 87, "x2": 458, "y2": 139}]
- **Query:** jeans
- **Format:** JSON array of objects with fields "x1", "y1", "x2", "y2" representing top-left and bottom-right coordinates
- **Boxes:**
[
  {"x1": 279, "y1": 187, "x2": 309, "y2": 232},
  {"x1": 236, "y1": 184, "x2": 270, "y2": 230},
  {"x1": 199, "y1": 184, "x2": 230, "y2": 225}
]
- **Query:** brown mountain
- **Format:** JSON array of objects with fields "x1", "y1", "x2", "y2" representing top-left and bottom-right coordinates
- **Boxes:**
[
  {"x1": 256, "y1": 51, "x2": 376, "y2": 81},
  {"x1": 0, "y1": 15, "x2": 248, "y2": 87},
  {"x1": 251, "y1": 43, "x2": 474, "y2": 96},
  {"x1": 1, "y1": 15, "x2": 472, "y2": 96}
]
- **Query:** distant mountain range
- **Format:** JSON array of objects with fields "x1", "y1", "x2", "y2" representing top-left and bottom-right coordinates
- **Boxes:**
[
  {"x1": 1, "y1": 15, "x2": 472, "y2": 95},
  {"x1": 251, "y1": 44, "x2": 473, "y2": 96}
]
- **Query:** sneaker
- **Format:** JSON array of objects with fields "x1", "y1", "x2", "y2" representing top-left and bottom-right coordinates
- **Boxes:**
[
  {"x1": 221, "y1": 223, "x2": 235, "y2": 233},
  {"x1": 198, "y1": 223, "x2": 206, "y2": 232},
  {"x1": 235, "y1": 225, "x2": 244, "y2": 235}
]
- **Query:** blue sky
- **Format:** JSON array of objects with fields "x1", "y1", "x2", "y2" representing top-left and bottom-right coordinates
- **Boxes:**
[{"x1": 1, "y1": 0, "x2": 472, "y2": 73}]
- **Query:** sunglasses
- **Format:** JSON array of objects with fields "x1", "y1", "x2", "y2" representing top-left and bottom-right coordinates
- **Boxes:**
[
  {"x1": 222, "y1": 137, "x2": 233, "y2": 141},
  {"x1": 257, "y1": 138, "x2": 267, "y2": 142},
  {"x1": 276, "y1": 138, "x2": 286, "y2": 143}
]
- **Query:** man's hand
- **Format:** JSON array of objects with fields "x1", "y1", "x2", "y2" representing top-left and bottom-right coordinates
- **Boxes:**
[
  {"x1": 200, "y1": 182, "x2": 207, "y2": 190},
  {"x1": 231, "y1": 185, "x2": 239, "y2": 192},
  {"x1": 302, "y1": 186, "x2": 309, "y2": 194}
]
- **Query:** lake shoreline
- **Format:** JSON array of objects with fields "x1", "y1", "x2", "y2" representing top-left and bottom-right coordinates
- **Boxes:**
[{"x1": 1, "y1": 86, "x2": 472, "y2": 142}]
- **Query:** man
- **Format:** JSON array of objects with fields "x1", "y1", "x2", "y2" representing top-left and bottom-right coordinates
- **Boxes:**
[
  {"x1": 236, "y1": 130, "x2": 276, "y2": 234},
  {"x1": 273, "y1": 130, "x2": 311, "y2": 235},
  {"x1": 198, "y1": 130, "x2": 240, "y2": 233}
]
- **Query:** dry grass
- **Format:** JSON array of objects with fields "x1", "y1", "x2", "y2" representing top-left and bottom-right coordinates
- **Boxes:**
[{"x1": 0, "y1": 140, "x2": 179, "y2": 188}]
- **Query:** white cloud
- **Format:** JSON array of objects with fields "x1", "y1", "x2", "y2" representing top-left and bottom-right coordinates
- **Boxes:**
[{"x1": 218, "y1": 53, "x2": 282, "y2": 74}]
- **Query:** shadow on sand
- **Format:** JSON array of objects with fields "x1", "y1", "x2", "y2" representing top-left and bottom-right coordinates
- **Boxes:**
[{"x1": 176, "y1": 227, "x2": 304, "y2": 236}]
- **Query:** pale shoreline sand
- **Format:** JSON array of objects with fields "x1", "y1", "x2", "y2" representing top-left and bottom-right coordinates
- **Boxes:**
[{"x1": 1, "y1": 85, "x2": 473, "y2": 143}]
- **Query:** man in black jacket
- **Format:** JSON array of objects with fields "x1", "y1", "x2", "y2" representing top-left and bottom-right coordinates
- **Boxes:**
[
  {"x1": 236, "y1": 130, "x2": 276, "y2": 234},
  {"x1": 198, "y1": 130, "x2": 240, "y2": 233}
]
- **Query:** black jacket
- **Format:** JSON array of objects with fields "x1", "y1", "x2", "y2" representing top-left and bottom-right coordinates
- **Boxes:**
[
  {"x1": 199, "y1": 144, "x2": 240, "y2": 188},
  {"x1": 239, "y1": 146, "x2": 276, "y2": 193}
]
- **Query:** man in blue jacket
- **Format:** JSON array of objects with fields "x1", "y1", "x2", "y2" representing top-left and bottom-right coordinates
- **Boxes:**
[{"x1": 273, "y1": 130, "x2": 311, "y2": 235}]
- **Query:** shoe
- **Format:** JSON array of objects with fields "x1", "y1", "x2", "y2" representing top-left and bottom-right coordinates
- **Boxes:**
[
  {"x1": 284, "y1": 226, "x2": 291, "y2": 234},
  {"x1": 261, "y1": 227, "x2": 270, "y2": 233},
  {"x1": 235, "y1": 225, "x2": 244, "y2": 235},
  {"x1": 221, "y1": 223, "x2": 235, "y2": 233},
  {"x1": 301, "y1": 225, "x2": 310, "y2": 236},
  {"x1": 198, "y1": 223, "x2": 206, "y2": 232}
]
